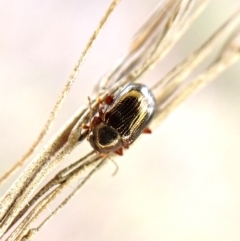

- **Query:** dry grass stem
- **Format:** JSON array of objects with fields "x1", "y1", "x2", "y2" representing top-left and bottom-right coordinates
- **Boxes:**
[
  {"x1": 154, "y1": 29, "x2": 240, "y2": 125},
  {"x1": 0, "y1": 0, "x2": 120, "y2": 233},
  {"x1": 98, "y1": 0, "x2": 209, "y2": 92},
  {"x1": 0, "y1": 0, "x2": 120, "y2": 186},
  {"x1": 7, "y1": 156, "x2": 105, "y2": 241},
  {"x1": 7, "y1": 151, "x2": 96, "y2": 231},
  {"x1": 0, "y1": 0, "x2": 240, "y2": 240},
  {"x1": 152, "y1": 8, "x2": 240, "y2": 110}
]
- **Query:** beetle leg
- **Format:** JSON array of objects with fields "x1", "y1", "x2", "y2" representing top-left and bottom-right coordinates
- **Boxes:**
[
  {"x1": 123, "y1": 144, "x2": 129, "y2": 149},
  {"x1": 143, "y1": 127, "x2": 152, "y2": 134},
  {"x1": 115, "y1": 148, "x2": 123, "y2": 156},
  {"x1": 104, "y1": 94, "x2": 114, "y2": 105},
  {"x1": 81, "y1": 124, "x2": 91, "y2": 141},
  {"x1": 90, "y1": 116, "x2": 102, "y2": 129},
  {"x1": 97, "y1": 97, "x2": 103, "y2": 104},
  {"x1": 82, "y1": 124, "x2": 90, "y2": 129},
  {"x1": 98, "y1": 94, "x2": 114, "y2": 106},
  {"x1": 98, "y1": 106, "x2": 104, "y2": 119},
  {"x1": 87, "y1": 96, "x2": 94, "y2": 121}
]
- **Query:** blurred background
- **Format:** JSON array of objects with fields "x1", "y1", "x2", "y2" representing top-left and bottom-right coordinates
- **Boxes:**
[{"x1": 0, "y1": 0, "x2": 240, "y2": 240}]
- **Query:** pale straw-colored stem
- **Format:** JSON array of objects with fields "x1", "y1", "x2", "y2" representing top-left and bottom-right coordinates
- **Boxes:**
[
  {"x1": 0, "y1": 0, "x2": 119, "y2": 186},
  {"x1": 6, "y1": 158, "x2": 105, "y2": 241},
  {"x1": 154, "y1": 30, "x2": 240, "y2": 125},
  {"x1": 152, "y1": 8, "x2": 240, "y2": 105},
  {"x1": 7, "y1": 151, "x2": 96, "y2": 231},
  {"x1": 0, "y1": 0, "x2": 120, "y2": 235},
  {"x1": 98, "y1": 0, "x2": 209, "y2": 92}
]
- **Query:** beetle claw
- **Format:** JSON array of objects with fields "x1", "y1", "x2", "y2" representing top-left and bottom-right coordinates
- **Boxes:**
[
  {"x1": 115, "y1": 148, "x2": 123, "y2": 156},
  {"x1": 143, "y1": 127, "x2": 152, "y2": 134}
]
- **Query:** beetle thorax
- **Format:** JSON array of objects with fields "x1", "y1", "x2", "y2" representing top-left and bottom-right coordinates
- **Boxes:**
[{"x1": 89, "y1": 122, "x2": 122, "y2": 153}]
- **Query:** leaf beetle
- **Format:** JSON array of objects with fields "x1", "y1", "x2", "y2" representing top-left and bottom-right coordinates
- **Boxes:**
[{"x1": 88, "y1": 83, "x2": 156, "y2": 155}]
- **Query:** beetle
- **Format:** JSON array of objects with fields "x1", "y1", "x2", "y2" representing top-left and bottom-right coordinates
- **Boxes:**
[{"x1": 88, "y1": 83, "x2": 156, "y2": 155}]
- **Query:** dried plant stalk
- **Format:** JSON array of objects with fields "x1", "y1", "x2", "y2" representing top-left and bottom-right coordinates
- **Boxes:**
[
  {"x1": 154, "y1": 28, "x2": 240, "y2": 125},
  {"x1": 7, "y1": 155, "x2": 105, "y2": 241},
  {"x1": 0, "y1": 0, "x2": 240, "y2": 240},
  {"x1": 152, "y1": 8, "x2": 240, "y2": 108},
  {"x1": 0, "y1": 0, "x2": 120, "y2": 231},
  {"x1": 0, "y1": 0, "x2": 120, "y2": 186},
  {"x1": 98, "y1": 0, "x2": 209, "y2": 92}
]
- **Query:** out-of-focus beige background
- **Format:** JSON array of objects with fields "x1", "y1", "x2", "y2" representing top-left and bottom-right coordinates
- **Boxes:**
[{"x1": 0, "y1": 0, "x2": 240, "y2": 240}]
